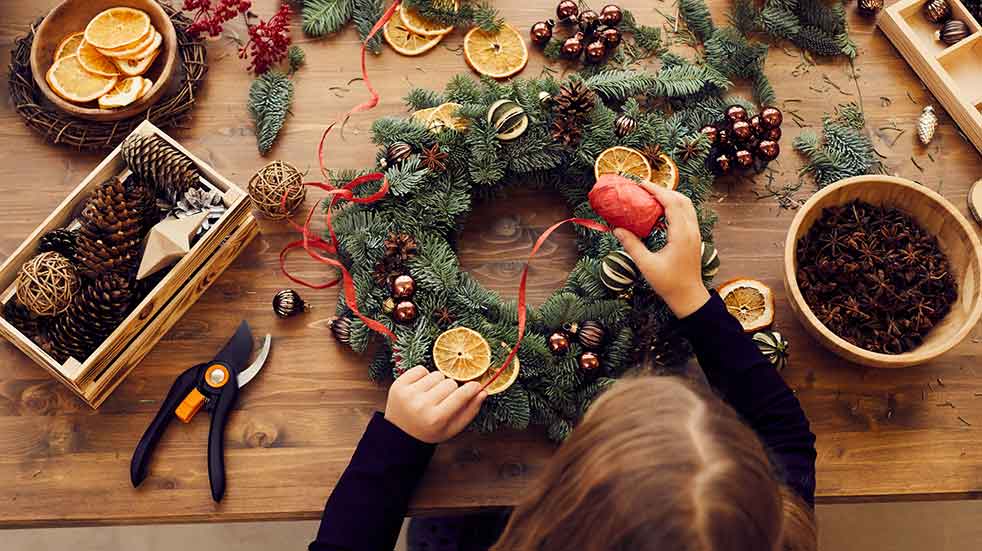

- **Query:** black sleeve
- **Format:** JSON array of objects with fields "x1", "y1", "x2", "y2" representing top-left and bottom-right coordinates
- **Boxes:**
[
  {"x1": 679, "y1": 291, "x2": 817, "y2": 507},
  {"x1": 309, "y1": 412, "x2": 436, "y2": 551}
]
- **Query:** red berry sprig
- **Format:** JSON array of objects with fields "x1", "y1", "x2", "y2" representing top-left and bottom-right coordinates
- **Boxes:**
[
  {"x1": 183, "y1": 0, "x2": 252, "y2": 38},
  {"x1": 239, "y1": 4, "x2": 293, "y2": 75}
]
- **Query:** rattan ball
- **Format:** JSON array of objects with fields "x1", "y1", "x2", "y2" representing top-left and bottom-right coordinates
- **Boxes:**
[
  {"x1": 249, "y1": 160, "x2": 306, "y2": 220},
  {"x1": 15, "y1": 252, "x2": 78, "y2": 317}
]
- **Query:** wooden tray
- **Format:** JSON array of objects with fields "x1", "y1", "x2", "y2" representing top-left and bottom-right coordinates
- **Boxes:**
[
  {"x1": 0, "y1": 120, "x2": 259, "y2": 408},
  {"x1": 881, "y1": 0, "x2": 982, "y2": 154}
]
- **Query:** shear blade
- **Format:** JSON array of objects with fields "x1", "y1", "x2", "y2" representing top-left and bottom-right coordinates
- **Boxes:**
[{"x1": 237, "y1": 334, "x2": 271, "y2": 388}]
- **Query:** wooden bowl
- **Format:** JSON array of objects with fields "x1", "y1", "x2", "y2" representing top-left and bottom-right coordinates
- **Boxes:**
[
  {"x1": 29, "y1": 0, "x2": 177, "y2": 122},
  {"x1": 783, "y1": 175, "x2": 982, "y2": 368}
]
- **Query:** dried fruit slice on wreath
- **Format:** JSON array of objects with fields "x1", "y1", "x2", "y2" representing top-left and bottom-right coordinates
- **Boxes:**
[
  {"x1": 463, "y1": 23, "x2": 528, "y2": 78},
  {"x1": 718, "y1": 278, "x2": 775, "y2": 333},
  {"x1": 384, "y1": 11, "x2": 445, "y2": 56},
  {"x1": 594, "y1": 146, "x2": 652, "y2": 181},
  {"x1": 427, "y1": 102, "x2": 470, "y2": 133},
  {"x1": 478, "y1": 344, "x2": 520, "y2": 395},
  {"x1": 432, "y1": 327, "x2": 491, "y2": 381}
]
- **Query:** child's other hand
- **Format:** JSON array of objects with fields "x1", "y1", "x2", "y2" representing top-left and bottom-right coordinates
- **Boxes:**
[
  {"x1": 613, "y1": 181, "x2": 711, "y2": 319},
  {"x1": 384, "y1": 366, "x2": 487, "y2": 444}
]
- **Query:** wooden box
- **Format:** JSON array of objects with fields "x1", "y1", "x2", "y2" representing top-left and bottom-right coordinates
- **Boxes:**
[
  {"x1": 0, "y1": 121, "x2": 259, "y2": 408},
  {"x1": 881, "y1": 0, "x2": 982, "y2": 154}
]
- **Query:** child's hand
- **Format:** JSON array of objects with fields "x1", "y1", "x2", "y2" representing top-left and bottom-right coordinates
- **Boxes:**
[
  {"x1": 613, "y1": 181, "x2": 711, "y2": 319},
  {"x1": 384, "y1": 366, "x2": 487, "y2": 444}
]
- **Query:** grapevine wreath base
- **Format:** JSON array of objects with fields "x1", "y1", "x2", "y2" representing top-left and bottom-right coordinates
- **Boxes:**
[
  {"x1": 293, "y1": 2, "x2": 786, "y2": 441},
  {"x1": 8, "y1": 2, "x2": 207, "y2": 151}
]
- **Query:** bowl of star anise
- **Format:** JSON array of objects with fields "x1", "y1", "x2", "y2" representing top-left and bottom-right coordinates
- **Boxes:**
[{"x1": 784, "y1": 175, "x2": 982, "y2": 368}]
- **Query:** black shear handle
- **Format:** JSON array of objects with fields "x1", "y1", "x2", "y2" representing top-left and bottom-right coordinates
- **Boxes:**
[
  {"x1": 130, "y1": 365, "x2": 203, "y2": 488},
  {"x1": 207, "y1": 379, "x2": 239, "y2": 502}
]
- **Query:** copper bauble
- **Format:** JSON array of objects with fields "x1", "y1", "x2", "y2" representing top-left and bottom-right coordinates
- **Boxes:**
[
  {"x1": 756, "y1": 140, "x2": 780, "y2": 161},
  {"x1": 760, "y1": 106, "x2": 783, "y2": 129},
  {"x1": 700, "y1": 125, "x2": 719, "y2": 145},
  {"x1": 600, "y1": 26, "x2": 622, "y2": 48},
  {"x1": 272, "y1": 288, "x2": 309, "y2": 318},
  {"x1": 577, "y1": 320, "x2": 606, "y2": 349},
  {"x1": 578, "y1": 351, "x2": 601, "y2": 371},
  {"x1": 734, "y1": 149, "x2": 755, "y2": 169},
  {"x1": 391, "y1": 274, "x2": 416, "y2": 298},
  {"x1": 711, "y1": 153, "x2": 732, "y2": 176},
  {"x1": 578, "y1": 9, "x2": 600, "y2": 34},
  {"x1": 585, "y1": 40, "x2": 607, "y2": 63},
  {"x1": 561, "y1": 35, "x2": 584, "y2": 58},
  {"x1": 725, "y1": 104, "x2": 749, "y2": 123},
  {"x1": 749, "y1": 115, "x2": 765, "y2": 136},
  {"x1": 764, "y1": 126, "x2": 782, "y2": 142},
  {"x1": 556, "y1": 0, "x2": 579, "y2": 22},
  {"x1": 530, "y1": 20, "x2": 554, "y2": 46},
  {"x1": 548, "y1": 331, "x2": 571, "y2": 354},
  {"x1": 599, "y1": 4, "x2": 623, "y2": 26},
  {"x1": 393, "y1": 300, "x2": 417, "y2": 323},
  {"x1": 731, "y1": 120, "x2": 753, "y2": 141}
]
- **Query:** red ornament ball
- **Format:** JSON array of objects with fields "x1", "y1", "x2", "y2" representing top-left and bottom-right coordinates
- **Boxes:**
[
  {"x1": 734, "y1": 149, "x2": 755, "y2": 169},
  {"x1": 764, "y1": 126, "x2": 782, "y2": 142},
  {"x1": 588, "y1": 174, "x2": 665, "y2": 238},
  {"x1": 599, "y1": 4, "x2": 623, "y2": 26},
  {"x1": 731, "y1": 120, "x2": 753, "y2": 141},
  {"x1": 756, "y1": 140, "x2": 780, "y2": 161},
  {"x1": 600, "y1": 26, "x2": 622, "y2": 48},
  {"x1": 556, "y1": 0, "x2": 579, "y2": 22},
  {"x1": 561, "y1": 35, "x2": 584, "y2": 58},
  {"x1": 725, "y1": 105, "x2": 749, "y2": 123},
  {"x1": 760, "y1": 106, "x2": 783, "y2": 128},
  {"x1": 393, "y1": 300, "x2": 417, "y2": 323},
  {"x1": 700, "y1": 125, "x2": 719, "y2": 145},
  {"x1": 585, "y1": 39, "x2": 607, "y2": 63},
  {"x1": 530, "y1": 20, "x2": 554, "y2": 46},
  {"x1": 391, "y1": 274, "x2": 416, "y2": 298}
]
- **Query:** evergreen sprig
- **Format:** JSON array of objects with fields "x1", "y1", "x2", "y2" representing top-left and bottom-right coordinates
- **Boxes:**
[
  {"x1": 302, "y1": 0, "x2": 353, "y2": 37},
  {"x1": 248, "y1": 71, "x2": 294, "y2": 155},
  {"x1": 734, "y1": 0, "x2": 856, "y2": 59},
  {"x1": 794, "y1": 102, "x2": 880, "y2": 187}
]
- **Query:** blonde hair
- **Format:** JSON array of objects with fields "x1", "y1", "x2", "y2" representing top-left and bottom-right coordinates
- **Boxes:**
[{"x1": 492, "y1": 377, "x2": 816, "y2": 551}]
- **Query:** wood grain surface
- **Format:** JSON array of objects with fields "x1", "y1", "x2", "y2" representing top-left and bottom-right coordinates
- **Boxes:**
[{"x1": 1, "y1": 0, "x2": 981, "y2": 528}]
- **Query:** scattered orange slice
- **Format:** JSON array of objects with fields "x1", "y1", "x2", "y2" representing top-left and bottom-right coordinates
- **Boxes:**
[
  {"x1": 84, "y1": 7, "x2": 151, "y2": 50},
  {"x1": 383, "y1": 12, "x2": 444, "y2": 56},
  {"x1": 478, "y1": 344, "x2": 520, "y2": 395},
  {"x1": 101, "y1": 29, "x2": 160, "y2": 60},
  {"x1": 399, "y1": 5, "x2": 454, "y2": 36},
  {"x1": 432, "y1": 327, "x2": 491, "y2": 381},
  {"x1": 76, "y1": 39, "x2": 119, "y2": 77},
  {"x1": 594, "y1": 146, "x2": 653, "y2": 181},
  {"x1": 113, "y1": 47, "x2": 160, "y2": 76},
  {"x1": 463, "y1": 23, "x2": 528, "y2": 79},
  {"x1": 427, "y1": 102, "x2": 470, "y2": 133},
  {"x1": 46, "y1": 54, "x2": 118, "y2": 103},
  {"x1": 54, "y1": 32, "x2": 85, "y2": 61},
  {"x1": 718, "y1": 278, "x2": 775, "y2": 333},
  {"x1": 136, "y1": 77, "x2": 153, "y2": 99},
  {"x1": 98, "y1": 76, "x2": 144, "y2": 109},
  {"x1": 648, "y1": 151, "x2": 680, "y2": 190}
]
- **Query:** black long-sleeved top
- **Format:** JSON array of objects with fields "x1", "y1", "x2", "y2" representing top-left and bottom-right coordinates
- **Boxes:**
[{"x1": 310, "y1": 292, "x2": 817, "y2": 551}]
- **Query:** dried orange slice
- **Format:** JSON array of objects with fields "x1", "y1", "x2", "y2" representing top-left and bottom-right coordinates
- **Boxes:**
[
  {"x1": 98, "y1": 76, "x2": 144, "y2": 109},
  {"x1": 383, "y1": 12, "x2": 444, "y2": 56},
  {"x1": 399, "y1": 5, "x2": 454, "y2": 36},
  {"x1": 718, "y1": 278, "x2": 775, "y2": 333},
  {"x1": 54, "y1": 32, "x2": 85, "y2": 61},
  {"x1": 478, "y1": 344, "x2": 520, "y2": 395},
  {"x1": 648, "y1": 151, "x2": 680, "y2": 190},
  {"x1": 432, "y1": 327, "x2": 491, "y2": 381},
  {"x1": 427, "y1": 102, "x2": 470, "y2": 133},
  {"x1": 113, "y1": 48, "x2": 160, "y2": 76},
  {"x1": 100, "y1": 29, "x2": 160, "y2": 60},
  {"x1": 46, "y1": 54, "x2": 118, "y2": 103},
  {"x1": 463, "y1": 24, "x2": 528, "y2": 78},
  {"x1": 84, "y1": 7, "x2": 151, "y2": 50},
  {"x1": 410, "y1": 106, "x2": 438, "y2": 124},
  {"x1": 594, "y1": 146, "x2": 653, "y2": 181},
  {"x1": 136, "y1": 77, "x2": 153, "y2": 99},
  {"x1": 77, "y1": 40, "x2": 119, "y2": 77}
]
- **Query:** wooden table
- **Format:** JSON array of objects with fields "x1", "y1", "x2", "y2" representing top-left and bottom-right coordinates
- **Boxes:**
[{"x1": 1, "y1": 0, "x2": 980, "y2": 528}]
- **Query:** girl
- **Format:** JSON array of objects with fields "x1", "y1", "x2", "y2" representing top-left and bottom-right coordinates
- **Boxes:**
[{"x1": 309, "y1": 182, "x2": 817, "y2": 551}]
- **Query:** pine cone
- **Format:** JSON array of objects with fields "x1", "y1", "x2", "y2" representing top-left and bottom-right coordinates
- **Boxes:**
[
  {"x1": 75, "y1": 178, "x2": 148, "y2": 279},
  {"x1": 550, "y1": 118, "x2": 584, "y2": 148},
  {"x1": 121, "y1": 134, "x2": 199, "y2": 203},
  {"x1": 3, "y1": 299, "x2": 41, "y2": 338},
  {"x1": 383, "y1": 232, "x2": 419, "y2": 263},
  {"x1": 48, "y1": 273, "x2": 136, "y2": 362},
  {"x1": 126, "y1": 175, "x2": 164, "y2": 232},
  {"x1": 38, "y1": 228, "x2": 78, "y2": 261},
  {"x1": 552, "y1": 80, "x2": 596, "y2": 123}
]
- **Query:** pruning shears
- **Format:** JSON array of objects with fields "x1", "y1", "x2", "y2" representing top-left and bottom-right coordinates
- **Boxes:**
[{"x1": 130, "y1": 321, "x2": 271, "y2": 502}]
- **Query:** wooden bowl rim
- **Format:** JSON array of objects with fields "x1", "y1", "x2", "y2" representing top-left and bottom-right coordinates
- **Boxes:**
[
  {"x1": 28, "y1": 0, "x2": 178, "y2": 122},
  {"x1": 783, "y1": 175, "x2": 982, "y2": 367}
]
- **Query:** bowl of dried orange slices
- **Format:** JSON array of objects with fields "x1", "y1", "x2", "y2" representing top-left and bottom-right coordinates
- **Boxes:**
[{"x1": 30, "y1": 0, "x2": 177, "y2": 121}]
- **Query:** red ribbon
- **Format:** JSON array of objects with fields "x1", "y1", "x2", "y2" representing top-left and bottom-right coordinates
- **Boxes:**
[{"x1": 479, "y1": 218, "x2": 611, "y2": 391}]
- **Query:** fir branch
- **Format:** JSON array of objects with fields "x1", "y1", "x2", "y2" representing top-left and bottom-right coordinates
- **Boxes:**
[
  {"x1": 302, "y1": 0, "x2": 353, "y2": 37},
  {"x1": 679, "y1": 0, "x2": 717, "y2": 42},
  {"x1": 794, "y1": 103, "x2": 878, "y2": 187},
  {"x1": 585, "y1": 70, "x2": 657, "y2": 102},
  {"x1": 404, "y1": 87, "x2": 446, "y2": 111},
  {"x1": 353, "y1": 0, "x2": 385, "y2": 53},
  {"x1": 248, "y1": 71, "x2": 294, "y2": 155}
]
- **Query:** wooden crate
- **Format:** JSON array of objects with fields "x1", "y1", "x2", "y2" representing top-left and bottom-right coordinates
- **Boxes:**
[
  {"x1": 881, "y1": 0, "x2": 982, "y2": 154},
  {"x1": 0, "y1": 121, "x2": 259, "y2": 408}
]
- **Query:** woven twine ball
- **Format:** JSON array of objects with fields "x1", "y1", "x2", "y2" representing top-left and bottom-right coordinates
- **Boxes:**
[
  {"x1": 248, "y1": 160, "x2": 306, "y2": 220},
  {"x1": 15, "y1": 252, "x2": 78, "y2": 317}
]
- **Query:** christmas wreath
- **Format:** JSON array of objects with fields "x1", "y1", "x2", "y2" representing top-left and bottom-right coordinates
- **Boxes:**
[{"x1": 314, "y1": 4, "x2": 780, "y2": 441}]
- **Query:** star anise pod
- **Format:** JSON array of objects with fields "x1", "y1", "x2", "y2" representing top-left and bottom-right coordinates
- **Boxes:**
[
  {"x1": 420, "y1": 143, "x2": 449, "y2": 173},
  {"x1": 431, "y1": 307, "x2": 455, "y2": 329},
  {"x1": 640, "y1": 144, "x2": 667, "y2": 169},
  {"x1": 677, "y1": 138, "x2": 702, "y2": 163}
]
